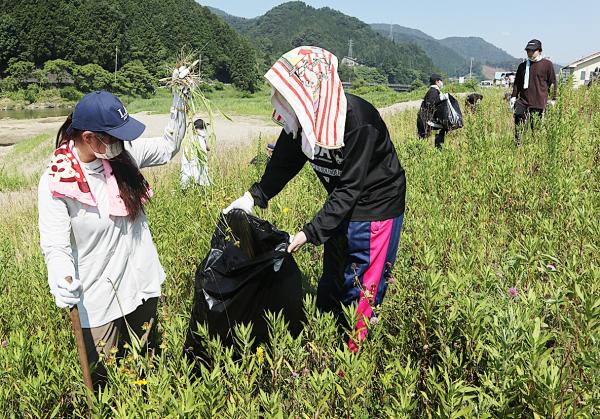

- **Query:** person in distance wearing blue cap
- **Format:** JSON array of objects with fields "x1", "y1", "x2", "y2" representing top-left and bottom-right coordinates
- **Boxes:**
[{"x1": 38, "y1": 68, "x2": 190, "y2": 389}]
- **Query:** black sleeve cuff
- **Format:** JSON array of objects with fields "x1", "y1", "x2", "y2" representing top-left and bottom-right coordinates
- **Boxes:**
[
  {"x1": 249, "y1": 183, "x2": 269, "y2": 209},
  {"x1": 302, "y1": 223, "x2": 321, "y2": 246}
]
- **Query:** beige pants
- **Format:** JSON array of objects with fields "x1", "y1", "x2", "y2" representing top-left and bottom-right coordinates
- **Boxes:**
[{"x1": 82, "y1": 297, "x2": 158, "y2": 387}]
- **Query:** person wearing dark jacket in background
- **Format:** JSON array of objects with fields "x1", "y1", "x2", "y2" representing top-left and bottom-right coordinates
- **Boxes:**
[
  {"x1": 510, "y1": 39, "x2": 557, "y2": 144},
  {"x1": 417, "y1": 74, "x2": 450, "y2": 148},
  {"x1": 465, "y1": 93, "x2": 483, "y2": 112},
  {"x1": 224, "y1": 47, "x2": 406, "y2": 352}
]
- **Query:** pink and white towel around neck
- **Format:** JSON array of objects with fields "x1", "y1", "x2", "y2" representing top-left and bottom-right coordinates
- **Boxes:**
[
  {"x1": 265, "y1": 46, "x2": 347, "y2": 159},
  {"x1": 46, "y1": 142, "x2": 151, "y2": 216}
]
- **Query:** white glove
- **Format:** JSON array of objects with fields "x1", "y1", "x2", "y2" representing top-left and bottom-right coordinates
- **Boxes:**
[
  {"x1": 548, "y1": 100, "x2": 556, "y2": 106},
  {"x1": 288, "y1": 231, "x2": 308, "y2": 253},
  {"x1": 172, "y1": 66, "x2": 191, "y2": 98},
  {"x1": 172, "y1": 65, "x2": 190, "y2": 81},
  {"x1": 223, "y1": 192, "x2": 254, "y2": 214},
  {"x1": 440, "y1": 93, "x2": 449, "y2": 101},
  {"x1": 54, "y1": 276, "x2": 82, "y2": 309},
  {"x1": 509, "y1": 97, "x2": 517, "y2": 108}
]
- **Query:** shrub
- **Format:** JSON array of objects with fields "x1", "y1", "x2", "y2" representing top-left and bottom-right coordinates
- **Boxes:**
[
  {"x1": 73, "y1": 63, "x2": 112, "y2": 93},
  {"x1": 353, "y1": 66, "x2": 388, "y2": 85},
  {"x1": 113, "y1": 60, "x2": 155, "y2": 98},
  {"x1": 464, "y1": 78, "x2": 478, "y2": 90},
  {"x1": 411, "y1": 78, "x2": 424, "y2": 90},
  {"x1": 0, "y1": 76, "x2": 18, "y2": 93},
  {"x1": 59, "y1": 86, "x2": 83, "y2": 102},
  {"x1": 42, "y1": 59, "x2": 77, "y2": 85},
  {"x1": 5, "y1": 60, "x2": 35, "y2": 87},
  {"x1": 23, "y1": 84, "x2": 39, "y2": 103}
]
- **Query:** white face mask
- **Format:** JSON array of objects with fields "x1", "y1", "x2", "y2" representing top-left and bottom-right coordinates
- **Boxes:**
[
  {"x1": 93, "y1": 136, "x2": 123, "y2": 160},
  {"x1": 438, "y1": 81, "x2": 444, "y2": 89}
]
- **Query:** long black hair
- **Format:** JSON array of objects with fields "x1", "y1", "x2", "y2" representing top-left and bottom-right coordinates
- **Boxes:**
[{"x1": 56, "y1": 114, "x2": 150, "y2": 221}]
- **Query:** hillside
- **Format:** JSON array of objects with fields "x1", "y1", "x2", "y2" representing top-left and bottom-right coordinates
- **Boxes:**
[
  {"x1": 207, "y1": 2, "x2": 436, "y2": 84},
  {"x1": 372, "y1": 24, "x2": 476, "y2": 77},
  {"x1": 0, "y1": 0, "x2": 261, "y2": 91},
  {"x1": 439, "y1": 36, "x2": 518, "y2": 67},
  {"x1": 206, "y1": 5, "x2": 251, "y2": 31}
]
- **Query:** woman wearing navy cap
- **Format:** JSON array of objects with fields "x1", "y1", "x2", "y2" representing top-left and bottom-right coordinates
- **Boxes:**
[{"x1": 38, "y1": 69, "x2": 189, "y2": 388}]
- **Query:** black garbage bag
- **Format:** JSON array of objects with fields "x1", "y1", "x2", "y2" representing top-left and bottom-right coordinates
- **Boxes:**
[
  {"x1": 416, "y1": 102, "x2": 433, "y2": 138},
  {"x1": 433, "y1": 94, "x2": 464, "y2": 131},
  {"x1": 184, "y1": 210, "x2": 304, "y2": 365}
]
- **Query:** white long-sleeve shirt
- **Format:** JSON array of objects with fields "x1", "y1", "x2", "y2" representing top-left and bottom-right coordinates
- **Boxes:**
[
  {"x1": 38, "y1": 94, "x2": 186, "y2": 328},
  {"x1": 181, "y1": 128, "x2": 209, "y2": 186}
]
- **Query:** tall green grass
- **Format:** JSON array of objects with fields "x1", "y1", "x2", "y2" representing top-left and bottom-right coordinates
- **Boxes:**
[
  {"x1": 0, "y1": 134, "x2": 54, "y2": 192},
  {"x1": 125, "y1": 85, "x2": 273, "y2": 117},
  {"x1": 0, "y1": 86, "x2": 599, "y2": 416}
]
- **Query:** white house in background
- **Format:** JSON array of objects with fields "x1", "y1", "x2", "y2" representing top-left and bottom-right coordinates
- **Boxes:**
[
  {"x1": 341, "y1": 56, "x2": 360, "y2": 67},
  {"x1": 561, "y1": 52, "x2": 600, "y2": 88}
]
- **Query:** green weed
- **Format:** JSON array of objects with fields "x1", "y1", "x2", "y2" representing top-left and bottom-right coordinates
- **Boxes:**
[{"x1": 0, "y1": 86, "x2": 599, "y2": 416}]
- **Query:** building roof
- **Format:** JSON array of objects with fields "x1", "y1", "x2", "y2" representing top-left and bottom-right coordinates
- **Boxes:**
[
  {"x1": 565, "y1": 51, "x2": 600, "y2": 68},
  {"x1": 494, "y1": 71, "x2": 516, "y2": 80}
]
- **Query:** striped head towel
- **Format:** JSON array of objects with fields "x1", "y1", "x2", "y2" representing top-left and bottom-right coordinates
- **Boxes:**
[{"x1": 265, "y1": 46, "x2": 347, "y2": 159}]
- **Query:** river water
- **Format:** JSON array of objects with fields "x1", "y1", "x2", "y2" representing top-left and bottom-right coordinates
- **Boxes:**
[{"x1": 0, "y1": 107, "x2": 72, "y2": 120}]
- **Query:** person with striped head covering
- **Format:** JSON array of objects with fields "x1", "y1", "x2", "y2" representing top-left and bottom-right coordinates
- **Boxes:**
[{"x1": 224, "y1": 46, "x2": 407, "y2": 351}]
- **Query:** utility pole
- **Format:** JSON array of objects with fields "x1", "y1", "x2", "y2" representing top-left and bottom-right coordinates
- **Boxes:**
[
  {"x1": 348, "y1": 39, "x2": 354, "y2": 59},
  {"x1": 114, "y1": 46, "x2": 118, "y2": 83},
  {"x1": 469, "y1": 57, "x2": 473, "y2": 80}
]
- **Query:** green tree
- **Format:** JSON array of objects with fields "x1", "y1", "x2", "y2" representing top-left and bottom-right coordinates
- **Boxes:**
[
  {"x1": 23, "y1": 84, "x2": 40, "y2": 103},
  {"x1": 6, "y1": 60, "x2": 35, "y2": 87},
  {"x1": 411, "y1": 78, "x2": 425, "y2": 90},
  {"x1": 1, "y1": 0, "x2": 261, "y2": 91},
  {"x1": 353, "y1": 66, "x2": 387, "y2": 84},
  {"x1": 73, "y1": 64, "x2": 113, "y2": 93},
  {"x1": 0, "y1": 15, "x2": 18, "y2": 74},
  {"x1": 43, "y1": 59, "x2": 77, "y2": 84},
  {"x1": 114, "y1": 60, "x2": 155, "y2": 98}
]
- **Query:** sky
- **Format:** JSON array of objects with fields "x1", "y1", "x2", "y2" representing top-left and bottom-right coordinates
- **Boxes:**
[{"x1": 198, "y1": 0, "x2": 596, "y2": 64}]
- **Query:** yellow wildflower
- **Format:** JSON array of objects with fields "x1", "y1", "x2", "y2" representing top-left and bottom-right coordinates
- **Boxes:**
[
  {"x1": 256, "y1": 346, "x2": 265, "y2": 365},
  {"x1": 283, "y1": 207, "x2": 290, "y2": 214},
  {"x1": 133, "y1": 379, "x2": 147, "y2": 386}
]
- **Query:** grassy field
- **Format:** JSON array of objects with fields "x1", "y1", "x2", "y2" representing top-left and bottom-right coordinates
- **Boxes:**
[
  {"x1": 0, "y1": 134, "x2": 56, "y2": 192},
  {"x1": 125, "y1": 85, "x2": 274, "y2": 117},
  {"x1": 0, "y1": 86, "x2": 599, "y2": 416},
  {"x1": 124, "y1": 83, "x2": 443, "y2": 116}
]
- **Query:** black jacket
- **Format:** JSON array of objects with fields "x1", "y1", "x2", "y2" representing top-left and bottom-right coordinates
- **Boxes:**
[
  {"x1": 249, "y1": 94, "x2": 406, "y2": 246},
  {"x1": 417, "y1": 86, "x2": 444, "y2": 137}
]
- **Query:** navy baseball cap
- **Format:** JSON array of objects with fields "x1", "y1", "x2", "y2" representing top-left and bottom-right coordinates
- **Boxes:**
[
  {"x1": 525, "y1": 39, "x2": 542, "y2": 51},
  {"x1": 71, "y1": 91, "x2": 145, "y2": 141}
]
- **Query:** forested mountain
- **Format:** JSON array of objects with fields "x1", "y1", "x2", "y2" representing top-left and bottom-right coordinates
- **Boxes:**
[
  {"x1": 439, "y1": 37, "x2": 518, "y2": 67},
  {"x1": 207, "y1": 2, "x2": 436, "y2": 84},
  {"x1": 371, "y1": 24, "x2": 475, "y2": 77},
  {"x1": 0, "y1": 0, "x2": 260, "y2": 90},
  {"x1": 207, "y1": 5, "x2": 251, "y2": 30}
]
